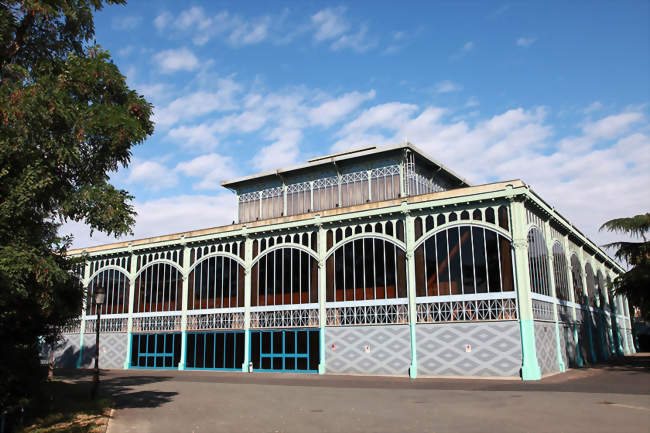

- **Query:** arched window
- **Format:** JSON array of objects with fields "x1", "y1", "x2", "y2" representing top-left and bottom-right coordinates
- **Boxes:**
[
  {"x1": 252, "y1": 247, "x2": 318, "y2": 306},
  {"x1": 585, "y1": 263, "x2": 596, "y2": 307},
  {"x1": 134, "y1": 263, "x2": 182, "y2": 313},
  {"x1": 570, "y1": 255, "x2": 584, "y2": 303},
  {"x1": 528, "y1": 228, "x2": 551, "y2": 296},
  {"x1": 552, "y1": 242, "x2": 570, "y2": 301},
  {"x1": 189, "y1": 256, "x2": 245, "y2": 309},
  {"x1": 414, "y1": 226, "x2": 514, "y2": 297},
  {"x1": 326, "y1": 238, "x2": 407, "y2": 302},
  {"x1": 86, "y1": 268, "x2": 129, "y2": 315}
]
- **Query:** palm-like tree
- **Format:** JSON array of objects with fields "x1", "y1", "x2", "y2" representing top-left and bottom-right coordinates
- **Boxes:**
[{"x1": 600, "y1": 213, "x2": 650, "y2": 319}]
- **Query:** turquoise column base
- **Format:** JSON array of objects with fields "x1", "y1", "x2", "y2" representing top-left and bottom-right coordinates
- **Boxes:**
[
  {"x1": 178, "y1": 331, "x2": 186, "y2": 371},
  {"x1": 318, "y1": 325, "x2": 326, "y2": 375},
  {"x1": 554, "y1": 322, "x2": 566, "y2": 372},
  {"x1": 76, "y1": 331, "x2": 85, "y2": 368},
  {"x1": 409, "y1": 322, "x2": 417, "y2": 379},
  {"x1": 241, "y1": 329, "x2": 250, "y2": 372},
  {"x1": 123, "y1": 331, "x2": 132, "y2": 369},
  {"x1": 519, "y1": 319, "x2": 542, "y2": 381},
  {"x1": 573, "y1": 323, "x2": 584, "y2": 367}
]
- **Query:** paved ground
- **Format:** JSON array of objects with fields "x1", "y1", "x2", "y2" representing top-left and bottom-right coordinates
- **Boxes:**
[{"x1": 60, "y1": 354, "x2": 650, "y2": 433}]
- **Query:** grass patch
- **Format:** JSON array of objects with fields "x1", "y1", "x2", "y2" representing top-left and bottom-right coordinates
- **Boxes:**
[{"x1": 16, "y1": 379, "x2": 111, "y2": 433}]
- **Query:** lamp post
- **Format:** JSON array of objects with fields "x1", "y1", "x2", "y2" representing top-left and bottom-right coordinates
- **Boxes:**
[{"x1": 91, "y1": 284, "x2": 105, "y2": 400}]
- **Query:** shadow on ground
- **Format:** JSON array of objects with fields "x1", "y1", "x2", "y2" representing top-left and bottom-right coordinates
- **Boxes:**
[{"x1": 56, "y1": 369, "x2": 178, "y2": 410}]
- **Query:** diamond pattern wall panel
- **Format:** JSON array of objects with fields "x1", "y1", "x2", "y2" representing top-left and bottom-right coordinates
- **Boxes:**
[
  {"x1": 41, "y1": 334, "x2": 81, "y2": 368},
  {"x1": 82, "y1": 332, "x2": 128, "y2": 369},
  {"x1": 534, "y1": 321, "x2": 559, "y2": 375},
  {"x1": 325, "y1": 325, "x2": 411, "y2": 376},
  {"x1": 416, "y1": 321, "x2": 522, "y2": 377},
  {"x1": 560, "y1": 324, "x2": 579, "y2": 367}
]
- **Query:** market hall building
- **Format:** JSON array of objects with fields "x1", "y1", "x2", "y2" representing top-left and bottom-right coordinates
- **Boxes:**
[{"x1": 52, "y1": 143, "x2": 635, "y2": 380}]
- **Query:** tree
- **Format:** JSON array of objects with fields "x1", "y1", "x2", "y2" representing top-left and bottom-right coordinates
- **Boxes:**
[
  {"x1": 600, "y1": 213, "x2": 650, "y2": 320},
  {"x1": 0, "y1": 0, "x2": 153, "y2": 410}
]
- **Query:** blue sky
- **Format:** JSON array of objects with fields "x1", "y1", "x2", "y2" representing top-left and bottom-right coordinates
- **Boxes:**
[{"x1": 66, "y1": 1, "x2": 650, "y2": 250}]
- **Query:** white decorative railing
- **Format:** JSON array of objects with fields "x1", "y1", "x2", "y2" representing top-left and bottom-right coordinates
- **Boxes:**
[
  {"x1": 84, "y1": 317, "x2": 128, "y2": 333},
  {"x1": 416, "y1": 298, "x2": 518, "y2": 323},
  {"x1": 326, "y1": 303, "x2": 408, "y2": 326},
  {"x1": 250, "y1": 308, "x2": 319, "y2": 328},
  {"x1": 531, "y1": 299, "x2": 555, "y2": 322},
  {"x1": 132, "y1": 314, "x2": 181, "y2": 332},
  {"x1": 187, "y1": 311, "x2": 245, "y2": 330}
]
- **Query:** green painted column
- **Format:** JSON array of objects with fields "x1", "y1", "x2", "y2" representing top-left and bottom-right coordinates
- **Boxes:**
[
  {"x1": 123, "y1": 246, "x2": 137, "y2": 369},
  {"x1": 77, "y1": 261, "x2": 91, "y2": 368},
  {"x1": 544, "y1": 222, "x2": 565, "y2": 373},
  {"x1": 178, "y1": 242, "x2": 190, "y2": 370},
  {"x1": 510, "y1": 199, "x2": 542, "y2": 381},
  {"x1": 317, "y1": 221, "x2": 327, "y2": 375},
  {"x1": 242, "y1": 236, "x2": 252, "y2": 372},
  {"x1": 404, "y1": 208, "x2": 417, "y2": 379}
]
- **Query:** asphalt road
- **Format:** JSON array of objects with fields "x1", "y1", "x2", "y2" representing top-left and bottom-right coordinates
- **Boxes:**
[{"x1": 61, "y1": 354, "x2": 650, "y2": 433}]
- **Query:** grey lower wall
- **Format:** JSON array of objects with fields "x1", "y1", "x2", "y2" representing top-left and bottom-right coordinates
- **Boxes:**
[
  {"x1": 416, "y1": 321, "x2": 522, "y2": 377},
  {"x1": 325, "y1": 325, "x2": 411, "y2": 376},
  {"x1": 559, "y1": 323, "x2": 579, "y2": 368},
  {"x1": 534, "y1": 321, "x2": 559, "y2": 375},
  {"x1": 82, "y1": 332, "x2": 128, "y2": 369},
  {"x1": 40, "y1": 333, "x2": 82, "y2": 368}
]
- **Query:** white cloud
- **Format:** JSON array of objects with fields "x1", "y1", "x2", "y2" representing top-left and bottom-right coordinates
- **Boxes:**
[
  {"x1": 175, "y1": 153, "x2": 237, "y2": 189},
  {"x1": 125, "y1": 160, "x2": 178, "y2": 190},
  {"x1": 309, "y1": 90, "x2": 376, "y2": 127},
  {"x1": 154, "y1": 78, "x2": 242, "y2": 127},
  {"x1": 153, "y1": 48, "x2": 200, "y2": 73},
  {"x1": 435, "y1": 80, "x2": 463, "y2": 93},
  {"x1": 466, "y1": 96, "x2": 480, "y2": 107},
  {"x1": 462, "y1": 41, "x2": 475, "y2": 52},
  {"x1": 61, "y1": 193, "x2": 239, "y2": 249},
  {"x1": 252, "y1": 129, "x2": 302, "y2": 171},
  {"x1": 584, "y1": 101, "x2": 603, "y2": 114},
  {"x1": 154, "y1": 11, "x2": 173, "y2": 31},
  {"x1": 516, "y1": 37, "x2": 537, "y2": 47},
  {"x1": 112, "y1": 15, "x2": 141, "y2": 30},
  {"x1": 311, "y1": 7, "x2": 349, "y2": 41},
  {"x1": 311, "y1": 7, "x2": 376, "y2": 52},
  {"x1": 583, "y1": 112, "x2": 644, "y2": 139},
  {"x1": 229, "y1": 16, "x2": 272, "y2": 45}
]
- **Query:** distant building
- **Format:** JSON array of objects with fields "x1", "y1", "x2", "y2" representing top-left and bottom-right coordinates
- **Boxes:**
[{"x1": 53, "y1": 143, "x2": 633, "y2": 380}]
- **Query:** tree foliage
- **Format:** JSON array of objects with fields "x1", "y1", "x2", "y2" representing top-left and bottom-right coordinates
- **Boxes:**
[
  {"x1": 600, "y1": 213, "x2": 650, "y2": 320},
  {"x1": 0, "y1": 0, "x2": 153, "y2": 410}
]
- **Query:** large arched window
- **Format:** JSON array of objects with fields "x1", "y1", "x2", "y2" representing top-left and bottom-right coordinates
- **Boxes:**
[
  {"x1": 86, "y1": 268, "x2": 129, "y2": 315},
  {"x1": 326, "y1": 237, "x2": 407, "y2": 302},
  {"x1": 552, "y1": 242, "x2": 570, "y2": 301},
  {"x1": 189, "y1": 256, "x2": 245, "y2": 309},
  {"x1": 134, "y1": 263, "x2": 182, "y2": 313},
  {"x1": 414, "y1": 226, "x2": 514, "y2": 296},
  {"x1": 252, "y1": 247, "x2": 318, "y2": 306},
  {"x1": 570, "y1": 254, "x2": 584, "y2": 303},
  {"x1": 585, "y1": 263, "x2": 596, "y2": 307},
  {"x1": 528, "y1": 227, "x2": 551, "y2": 296}
]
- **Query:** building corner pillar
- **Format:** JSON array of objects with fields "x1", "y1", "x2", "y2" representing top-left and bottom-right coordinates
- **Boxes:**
[
  {"x1": 510, "y1": 199, "x2": 541, "y2": 381},
  {"x1": 178, "y1": 243, "x2": 190, "y2": 371},
  {"x1": 124, "y1": 246, "x2": 137, "y2": 369},
  {"x1": 404, "y1": 209, "x2": 417, "y2": 379},
  {"x1": 242, "y1": 236, "x2": 252, "y2": 372},
  {"x1": 317, "y1": 222, "x2": 327, "y2": 375}
]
